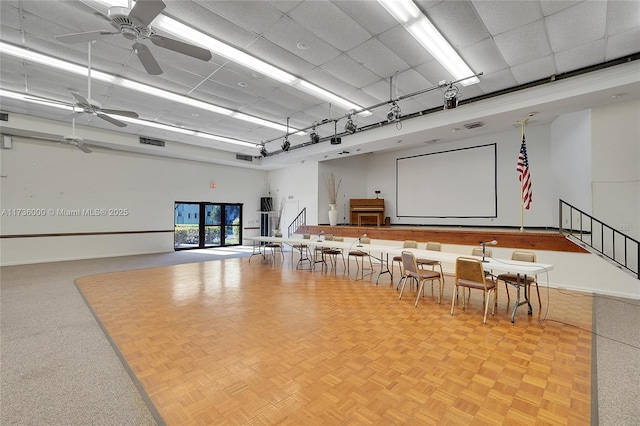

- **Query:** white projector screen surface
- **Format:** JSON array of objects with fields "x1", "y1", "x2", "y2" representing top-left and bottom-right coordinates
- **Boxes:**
[{"x1": 396, "y1": 144, "x2": 497, "y2": 218}]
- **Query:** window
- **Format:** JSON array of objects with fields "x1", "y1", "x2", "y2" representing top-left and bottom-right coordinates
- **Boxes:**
[{"x1": 174, "y1": 202, "x2": 243, "y2": 250}]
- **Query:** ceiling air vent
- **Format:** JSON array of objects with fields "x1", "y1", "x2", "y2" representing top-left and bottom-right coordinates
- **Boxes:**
[
  {"x1": 139, "y1": 137, "x2": 165, "y2": 147},
  {"x1": 235, "y1": 153, "x2": 253, "y2": 162},
  {"x1": 463, "y1": 121, "x2": 485, "y2": 130}
]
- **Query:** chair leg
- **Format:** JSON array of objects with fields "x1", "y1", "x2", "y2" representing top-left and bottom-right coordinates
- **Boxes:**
[
  {"x1": 532, "y1": 282, "x2": 541, "y2": 308},
  {"x1": 450, "y1": 284, "x2": 458, "y2": 315},
  {"x1": 504, "y1": 281, "x2": 511, "y2": 300}
]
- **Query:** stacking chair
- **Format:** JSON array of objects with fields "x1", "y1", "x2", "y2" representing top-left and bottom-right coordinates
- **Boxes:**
[
  {"x1": 399, "y1": 251, "x2": 444, "y2": 306},
  {"x1": 451, "y1": 257, "x2": 497, "y2": 324},
  {"x1": 313, "y1": 234, "x2": 333, "y2": 269},
  {"x1": 496, "y1": 251, "x2": 541, "y2": 308},
  {"x1": 417, "y1": 242, "x2": 444, "y2": 281},
  {"x1": 291, "y1": 233, "x2": 311, "y2": 269},
  {"x1": 471, "y1": 246, "x2": 496, "y2": 302},
  {"x1": 263, "y1": 231, "x2": 284, "y2": 262},
  {"x1": 323, "y1": 236, "x2": 346, "y2": 270},
  {"x1": 348, "y1": 237, "x2": 373, "y2": 278},
  {"x1": 391, "y1": 240, "x2": 418, "y2": 286}
]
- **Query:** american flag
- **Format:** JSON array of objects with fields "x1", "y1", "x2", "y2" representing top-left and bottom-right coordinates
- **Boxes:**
[{"x1": 517, "y1": 134, "x2": 532, "y2": 209}]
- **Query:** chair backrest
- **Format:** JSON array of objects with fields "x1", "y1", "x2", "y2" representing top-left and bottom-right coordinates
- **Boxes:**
[
  {"x1": 333, "y1": 236, "x2": 344, "y2": 242},
  {"x1": 472, "y1": 247, "x2": 493, "y2": 257},
  {"x1": 512, "y1": 251, "x2": 536, "y2": 262},
  {"x1": 274, "y1": 231, "x2": 283, "y2": 237},
  {"x1": 403, "y1": 240, "x2": 418, "y2": 249},
  {"x1": 425, "y1": 241, "x2": 441, "y2": 251},
  {"x1": 455, "y1": 257, "x2": 488, "y2": 288},
  {"x1": 303, "y1": 233, "x2": 311, "y2": 239},
  {"x1": 324, "y1": 234, "x2": 334, "y2": 241},
  {"x1": 401, "y1": 251, "x2": 419, "y2": 277},
  {"x1": 360, "y1": 237, "x2": 371, "y2": 244}
]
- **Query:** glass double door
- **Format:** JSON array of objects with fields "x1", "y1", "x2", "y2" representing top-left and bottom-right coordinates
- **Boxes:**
[{"x1": 174, "y1": 202, "x2": 242, "y2": 250}]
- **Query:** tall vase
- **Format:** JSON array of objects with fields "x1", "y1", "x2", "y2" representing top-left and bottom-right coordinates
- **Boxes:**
[{"x1": 328, "y1": 203, "x2": 338, "y2": 226}]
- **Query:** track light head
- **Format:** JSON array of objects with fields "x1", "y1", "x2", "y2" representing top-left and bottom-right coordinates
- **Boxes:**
[
  {"x1": 310, "y1": 123, "x2": 320, "y2": 144},
  {"x1": 387, "y1": 103, "x2": 401, "y2": 122},
  {"x1": 260, "y1": 145, "x2": 268, "y2": 157},
  {"x1": 281, "y1": 137, "x2": 290, "y2": 152},
  {"x1": 344, "y1": 117, "x2": 357, "y2": 134},
  {"x1": 444, "y1": 84, "x2": 460, "y2": 109}
]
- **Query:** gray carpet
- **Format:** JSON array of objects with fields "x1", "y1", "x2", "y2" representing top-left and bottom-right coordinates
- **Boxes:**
[{"x1": 1, "y1": 248, "x2": 639, "y2": 425}]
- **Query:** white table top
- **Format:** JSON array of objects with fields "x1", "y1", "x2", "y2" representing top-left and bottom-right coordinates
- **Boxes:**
[{"x1": 245, "y1": 236, "x2": 554, "y2": 276}]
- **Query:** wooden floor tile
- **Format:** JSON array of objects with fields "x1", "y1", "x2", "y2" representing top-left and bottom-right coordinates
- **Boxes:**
[{"x1": 76, "y1": 255, "x2": 592, "y2": 425}]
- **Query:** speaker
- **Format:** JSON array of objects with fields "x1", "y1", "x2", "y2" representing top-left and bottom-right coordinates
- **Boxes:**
[
  {"x1": 260, "y1": 197, "x2": 272, "y2": 212},
  {"x1": 2, "y1": 135, "x2": 12, "y2": 149},
  {"x1": 330, "y1": 137, "x2": 341, "y2": 145}
]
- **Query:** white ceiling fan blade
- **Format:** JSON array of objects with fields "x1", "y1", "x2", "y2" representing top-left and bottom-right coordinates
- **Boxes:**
[
  {"x1": 128, "y1": 0, "x2": 166, "y2": 27},
  {"x1": 149, "y1": 35, "x2": 212, "y2": 62},
  {"x1": 56, "y1": 31, "x2": 117, "y2": 44},
  {"x1": 71, "y1": 92, "x2": 92, "y2": 107},
  {"x1": 75, "y1": 143, "x2": 93, "y2": 154},
  {"x1": 97, "y1": 113, "x2": 127, "y2": 127},
  {"x1": 100, "y1": 108, "x2": 139, "y2": 118},
  {"x1": 133, "y1": 42, "x2": 162, "y2": 75}
]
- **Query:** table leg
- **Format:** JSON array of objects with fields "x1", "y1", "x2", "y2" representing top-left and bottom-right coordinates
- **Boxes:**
[
  {"x1": 510, "y1": 274, "x2": 533, "y2": 323},
  {"x1": 376, "y1": 252, "x2": 392, "y2": 285}
]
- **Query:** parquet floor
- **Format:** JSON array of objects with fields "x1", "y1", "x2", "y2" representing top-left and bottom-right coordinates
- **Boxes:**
[{"x1": 76, "y1": 254, "x2": 592, "y2": 425}]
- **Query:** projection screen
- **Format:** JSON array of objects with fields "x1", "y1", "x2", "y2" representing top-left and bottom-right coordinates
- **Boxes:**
[{"x1": 396, "y1": 144, "x2": 497, "y2": 218}]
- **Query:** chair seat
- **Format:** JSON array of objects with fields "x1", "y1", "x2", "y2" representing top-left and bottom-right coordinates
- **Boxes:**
[
  {"x1": 406, "y1": 270, "x2": 441, "y2": 280},
  {"x1": 349, "y1": 250, "x2": 369, "y2": 257},
  {"x1": 496, "y1": 273, "x2": 536, "y2": 284},
  {"x1": 457, "y1": 278, "x2": 496, "y2": 290},
  {"x1": 392, "y1": 255, "x2": 402, "y2": 261},
  {"x1": 417, "y1": 258, "x2": 439, "y2": 265}
]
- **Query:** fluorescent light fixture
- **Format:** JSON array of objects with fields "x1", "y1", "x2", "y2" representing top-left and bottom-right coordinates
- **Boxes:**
[
  {"x1": 0, "y1": 90, "x2": 75, "y2": 111},
  {"x1": 0, "y1": 89, "x2": 259, "y2": 149},
  {"x1": 377, "y1": 0, "x2": 421, "y2": 23},
  {"x1": 94, "y1": 0, "x2": 367, "y2": 113},
  {"x1": 378, "y1": 0, "x2": 479, "y2": 86},
  {"x1": 0, "y1": 42, "x2": 296, "y2": 133}
]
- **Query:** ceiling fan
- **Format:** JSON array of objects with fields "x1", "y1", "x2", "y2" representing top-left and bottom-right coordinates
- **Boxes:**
[
  {"x1": 55, "y1": 0, "x2": 212, "y2": 75},
  {"x1": 70, "y1": 41, "x2": 140, "y2": 128},
  {"x1": 61, "y1": 117, "x2": 92, "y2": 153}
]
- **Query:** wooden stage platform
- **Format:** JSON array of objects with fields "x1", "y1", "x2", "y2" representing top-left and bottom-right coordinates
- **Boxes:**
[{"x1": 296, "y1": 225, "x2": 587, "y2": 253}]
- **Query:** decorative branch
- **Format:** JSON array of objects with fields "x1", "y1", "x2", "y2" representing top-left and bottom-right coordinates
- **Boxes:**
[{"x1": 323, "y1": 172, "x2": 342, "y2": 205}]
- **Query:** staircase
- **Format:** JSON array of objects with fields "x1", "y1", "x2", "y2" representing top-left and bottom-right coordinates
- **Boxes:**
[{"x1": 560, "y1": 199, "x2": 639, "y2": 279}]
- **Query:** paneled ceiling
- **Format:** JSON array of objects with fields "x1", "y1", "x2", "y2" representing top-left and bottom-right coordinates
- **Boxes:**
[{"x1": 1, "y1": 0, "x2": 639, "y2": 169}]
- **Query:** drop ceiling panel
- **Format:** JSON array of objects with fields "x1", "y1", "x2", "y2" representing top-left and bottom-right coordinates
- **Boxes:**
[
  {"x1": 510, "y1": 56, "x2": 556, "y2": 85},
  {"x1": 289, "y1": 1, "x2": 371, "y2": 51},
  {"x1": 321, "y1": 53, "x2": 381, "y2": 89},
  {"x1": 460, "y1": 38, "x2": 507, "y2": 77},
  {"x1": 545, "y1": 1, "x2": 607, "y2": 53},
  {"x1": 471, "y1": 0, "x2": 543, "y2": 35},
  {"x1": 377, "y1": 25, "x2": 432, "y2": 68},
  {"x1": 244, "y1": 36, "x2": 317, "y2": 77},
  {"x1": 331, "y1": 1, "x2": 397, "y2": 36},
  {"x1": 261, "y1": 16, "x2": 342, "y2": 66},
  {"x1": 494, "y1": 20, "x2": 553, "y2": 67},
  {"x1": 606, "y1": 28, "x2": 640, "y2": 61},
  {"x1": 427, "y1": 1, "x2": 489, "y2": 49},
  {"x1": 555, "y1": 40, "x2": 606, "y2": 74},
  {"x1": 347, "y1": 38, "x2": 410, "y2": 79},
  {"x1": 606, "y1": 1, "x2": 640, "y2": 36},
  {"x1": 193, "y1": 1, "x2": 284, "y2": 35}
]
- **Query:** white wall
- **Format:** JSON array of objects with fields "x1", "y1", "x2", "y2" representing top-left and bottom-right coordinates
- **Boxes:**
[
  {"x1": 550, "y1": 109, "x2": 592, "y2": 218},
  {"x1": 361, "y1": 124, "x2": 554, "y2": 228},
  {"x1": 0, "y1": 136, "x2": 267, "y2": 265},
  {"x1": 591, "y1": 99, "x2": 640, "y2": 240}
]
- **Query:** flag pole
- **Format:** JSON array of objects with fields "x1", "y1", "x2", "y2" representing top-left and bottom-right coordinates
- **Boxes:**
[{"x1": 517, "y1": 119, "x2": 529, "y2": 232}]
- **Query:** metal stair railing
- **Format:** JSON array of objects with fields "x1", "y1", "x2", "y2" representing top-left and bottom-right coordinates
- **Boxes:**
[
  {"x1": 559, "y1": 199, "x2": 639, "y2": 279},
  {"x1": 287, "y1": 207, "x2": 306, "y2": 238}
]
